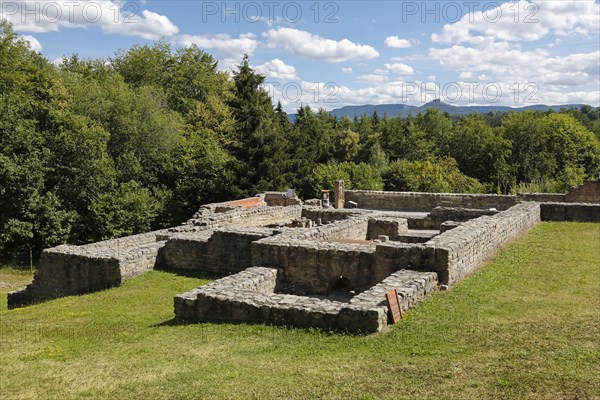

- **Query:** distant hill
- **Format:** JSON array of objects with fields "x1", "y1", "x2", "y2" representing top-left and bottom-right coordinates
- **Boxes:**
[{"x1": 288, "y1": 100, "x2": 587, "y2": 121}]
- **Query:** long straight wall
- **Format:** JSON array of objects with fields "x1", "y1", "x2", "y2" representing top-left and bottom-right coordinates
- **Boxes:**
[
  {"x1": 345, "y1": 191, "x2": 519, "y2": 211},
  {"x1": 373, "y1": 202, "x2": 541, "y2": 285}
]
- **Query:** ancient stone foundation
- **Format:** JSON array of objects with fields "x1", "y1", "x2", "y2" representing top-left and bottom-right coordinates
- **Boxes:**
[
  {"x1": 174, "y1": 267, "x2": 436, "y2": 334},
  {"x1": 173, "y1": 202, "x2": 542, "y2": 332},
  {"x1": 8, "y1": 181, "x2": 600, "y2": 333},
  {"x1": 8, "y1": 200, "x2": 301, "y2": 309},
  {"x1": 7, "y1": 230, "x2": 169, "y2": 309},
  {"x1": 540, "y1": 202, "x2": 600, "y2": 222},
  {"x1": 344, "y1": 190, "x2": 519, "y2": 211}
]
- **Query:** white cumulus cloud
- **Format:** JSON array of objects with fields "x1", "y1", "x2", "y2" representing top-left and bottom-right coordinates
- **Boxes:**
[
  {"x1": 176, "y1": 33, "x2": 259, "y2": 59},
  {"x1": 428, "y1": 0, "x2": 599, "y2": 103},
  {"x1": 384, "y1": 63, "x2": 414, "y2": 75},
  {"x1": 429, "y1": 42, "x2": 599, "y2": 86},
  {"x1": 21, "y1": 35, "x2": 42, "y2": 52},
  {"x1": 3, "y1": 1, "x2": 179, "y2": 40},
  {"x1": 357, "y1": 74, "x2": 388, "y2": 83},
  {"x1": 432, "y1": 0, "x2": 600, "y2": 45},
  {"x1": 384, "y1": 36, "x2": 412, "y2": 48},
  {"x1": 103, "y1": 10, "x2": 178, "y2": 40},
  {"x1": 264, "y1": 27, "x2": 379, "y2": 62},
  {"x1": 254, "y1": 59, "x2": 298, "y2": 81}
]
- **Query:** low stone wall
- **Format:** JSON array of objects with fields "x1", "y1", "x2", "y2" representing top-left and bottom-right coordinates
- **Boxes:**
[
  {"x1": 373, "y1": 202, "x2": 540, "y2": 285},
  {"x1": 342, "y1": 186, "x2": 597, "y2": 233},
  {"x1": 366, "y1": 217, "x2": 408, "y2": 240},
  {"x1": 174, "y1": 266, "x2": 356, "y2": 331},
  {"x1": 158, "y1": 211, "x2": 375, "y2": 275},
  {"x1": 174, "y1": 267, "x2": 438, "y2": 333},
  {"x1": 263, "y1": 192, "x2": 303, "y2": 207},
  {"x1": 286, "y1": 216, "x2": 369, "y2": 241},
  {"x1": 426, "y1": 202, "x2": 541, "y2": 284},
  {"x1": 301, "y1": 207, "x2": 364, "y2": 223},
  {"x1": 428, "y1": 206, "x2": 498, "y2": 223},
  {"x1": 252, "y1": 239, "x2": 377, "y2": 295},
  {"x1": 343, "y1": 181, "x2": 598, "y2": 213},
  {"x1": 345, "y1": 190, "x2": 519, "y2": 212},
  {"x1": 374, "y1": 242, "x2": 437, "y2": 275},
  {"x1": 9, "y1": 203, "x2": 303, "y2": 308},
  {"x1": 8, "y1": 229, "x2": 169, "y2": 308},
  {"x1": 252, "y1": 204, "x2": 540, "y2": 296},
  {"x1": 517, "y1": 193, "x2": 566, "y2": 202},
  {"x1": 173, "y1": 205, "x2": 302, "y2": 232},
  {"x1": 407, "y1": 207, "x2": 499, "y2": 230},
  {"x1": 540, "y1": 203, "x2": 600, "y2": 222},
  {"x1": 564, "y1": 180, "x2": 600, "y2": 203},
  {"x1": 174, "y1": 267, "x2": 281, "y2": 321},
  {"x1": 350, "y1": 269, "x2": 438, "y2": 312},
  {"x1": 159, "y1": 228, "x2": 276, "y2": 273},
  {"x1": 156, "y1": 231, "x2": 212, "y2": 270},
  {"x1": 68, "y1": 229, "x2": 169, "y2": 254},
  {"x1": 166, "y1": 214, "x2": 401, "y2": 295},
  {"x1": 440, "y1": 221, "x2": 462, "y2": 233},
  {"x1": 8, "y1": 251, "x2": 121, "y2": 309}
]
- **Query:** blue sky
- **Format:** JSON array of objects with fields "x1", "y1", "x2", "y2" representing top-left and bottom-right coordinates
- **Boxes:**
[{"x1": 3, "y1": 0, "x2": 599, "y2": 112}]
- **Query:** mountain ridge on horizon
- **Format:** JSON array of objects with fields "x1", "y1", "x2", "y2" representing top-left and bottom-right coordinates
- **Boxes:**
[{"x1": 287, "y1": 99, "x2": 591, "y2": 120}]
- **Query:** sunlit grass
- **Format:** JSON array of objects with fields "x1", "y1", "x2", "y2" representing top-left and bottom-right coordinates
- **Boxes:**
[
  {"x1": 0, "y1": 266, "x2": 33, "y2": 310},
  {"x1": 1, "y1": 222, "x2": 598, "y2": 399}
]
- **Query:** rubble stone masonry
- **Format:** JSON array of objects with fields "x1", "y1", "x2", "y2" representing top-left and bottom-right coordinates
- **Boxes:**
[{"x1": 8, "y1": 185, "x2": 599, "y2": 333}]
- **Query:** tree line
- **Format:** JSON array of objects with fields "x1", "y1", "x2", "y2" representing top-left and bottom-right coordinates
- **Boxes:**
[{"x1": 1, "y1": 21, "x2": 599, "y2": 262}]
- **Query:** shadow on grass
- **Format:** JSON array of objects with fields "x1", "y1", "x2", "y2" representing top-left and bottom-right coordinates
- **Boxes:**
[{"x1": 152, "y1": 318, "x2": 183, "y2": 327}]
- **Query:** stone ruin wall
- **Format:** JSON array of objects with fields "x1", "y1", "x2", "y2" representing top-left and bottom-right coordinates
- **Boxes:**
[
  {"x1": 345, "y1": 191, "x2": 520, "y2": 211},
  {"x1": 7, "y1": 229, "x2": 170, "y2": 308},
  {"x1": 171, "y1": 204, "x2": 302, "y2": 233},
  {"x1": 540, "y1": 203, "x2": 600, "y2": 222},
  {"x1": 175, "y1": 267, "x2": 437, "y2": 334},
  {"x1": 282, "y1": 213, "x2": 370, "y2": 241},
  {"x1": 426, "y1": 202, "x2": 541, "y2": 284},
  {"x1": 175, "y1": 266, "x2": 383, "y2": 332},
  {"x1": 158, "y1": 209, "x2": 369, "y2": 274},
  {"x1": 252, "y1": 239, "x2": 377, "y2": 295},
  {"x1": 301, "y1": 208, "x2": 364, "y2": 223},
  {"x1": 564, "y1": 180, "x2": 600, "y2": 203},
  {"x1": 263, "y1": 192, "x2": 304, "y2": 207},
  {"x1": 179, "y1": 202, "x2": 545, "y2": 332},
  {"x1": 366, "y1": 217, "x2": 409, "y2": 240},
  {"x1": 159, "y1": 227, "x2": 277, "y2": 274},
  {"x1": 344, "y1": 180, "x2": 600, "y2": 212},
  {"x1": 517, "y1": 193, "x2": 567, "y2": 202},
  {"x1": 8, "y1": 181, "x2": 600, "y2": 333},
  {"x1": 8, "y1": 200, "x2": 302, "y2": 308},
  {"x1": 252, "y1": 202, "x2": 539, "y2": 293}
]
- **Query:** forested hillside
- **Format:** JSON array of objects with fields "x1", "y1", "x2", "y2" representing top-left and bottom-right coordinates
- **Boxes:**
[{"x1": 1, "y1": 21, "x2": 599, "y2": 262}]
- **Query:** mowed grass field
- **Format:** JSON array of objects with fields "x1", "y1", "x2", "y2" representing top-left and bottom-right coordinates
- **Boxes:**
[{"x1": 0, "y1": 222, "x2": 598, "y2": 400}]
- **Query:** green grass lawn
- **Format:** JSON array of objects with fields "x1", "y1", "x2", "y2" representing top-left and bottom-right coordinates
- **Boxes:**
[
  {"x1": 0, "y1": 266, "x2": 33, "y2": 293},
  {"x1": 1, "y1": 222, "x2": 598, "y2": 400}
]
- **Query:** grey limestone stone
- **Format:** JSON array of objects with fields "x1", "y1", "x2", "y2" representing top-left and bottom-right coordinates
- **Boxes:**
[{"x1": 11, "y1": 188, "x2": 597, "y2": 334}]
